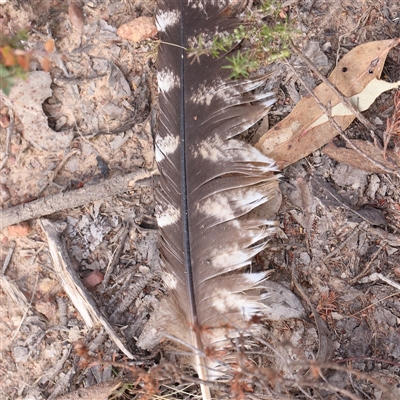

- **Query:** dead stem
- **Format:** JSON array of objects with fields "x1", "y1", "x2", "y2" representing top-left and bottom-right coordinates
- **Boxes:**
[{"x1": 0, "y1": 169, "x2": 153, "y2": 229}]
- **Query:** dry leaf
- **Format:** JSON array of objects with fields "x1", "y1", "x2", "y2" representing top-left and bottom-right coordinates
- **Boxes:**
[
  {"x1": 308, "y1": 79, "x2": 400, "y2": 130},
  {"x1": 256, "y1": 38, "x2": 400, "y2": 168},
  {"x1": 323, "y1": 139, "x2": 400, "y2": 173}
]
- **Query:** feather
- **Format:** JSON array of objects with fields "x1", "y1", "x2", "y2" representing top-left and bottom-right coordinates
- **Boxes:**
[{"x1": 153, "y1": 1, "x2": 279, "y2": 397}]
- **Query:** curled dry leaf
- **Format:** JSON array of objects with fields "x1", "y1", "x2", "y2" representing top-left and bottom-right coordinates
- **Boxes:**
[{"x1": 256, "y1": 38, "x2": 400, "y2": 168}]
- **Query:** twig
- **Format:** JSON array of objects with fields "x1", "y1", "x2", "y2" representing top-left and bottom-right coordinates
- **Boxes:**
[
  {"x1": 335, "y1": 6, "x2": 375, "y2": 66},
  {"x1": 37, "y1": 149, "x2": 80, "y2": 197},
  {"x1": 0, "y1": 169, "x2": 153, "y2": 230},
  {"x1": 334, "y1": 355, "x2": 400, "y2": 367},
  {"x1": 286, "y1": 362, "x2": 395, "y2": 399},
  {"x1": 290, "y1": 263, "x2": 334, "y2": 365},
  {"x1": 290, "y1": 39, "x2": 375, "y2": 131},
  {"x1": 349, "y1": 291, "x2": 400, "y2": 317},
  {"x1": 359, "y1": 272, "x2": 400, "y2": 291},
  {"x1": 0, "y1": 97, "x2": 15, "y2": 171},
  {"x1": 2, "y1": 240, "x2": 16, "y2": 274},
  {"x1": 0, "y1": 274, "x2": 30, "y2": 314},
  {"x1": 11, "y1": 272, "x2": 39, "y2": 341},
  {"x1": 101, "y1": 223, "x2": 129, "y2": 289},
  {"x1": 285, "y1": 60, "x2": 398, "y2": 176},
  {"x1": 57, "y1": 296, "x2": 69, "y2": 327},
  {"x1": 324, "y1": 222, "x2": 368, "y2": 261},
  {"x1": 349, "y1": 242, "x2": 387, "y2": 283}
]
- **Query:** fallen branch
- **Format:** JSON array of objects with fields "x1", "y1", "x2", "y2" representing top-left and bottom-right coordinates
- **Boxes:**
[{"x1": 0, "y1": 169, "x2": 153, "y2": 230}]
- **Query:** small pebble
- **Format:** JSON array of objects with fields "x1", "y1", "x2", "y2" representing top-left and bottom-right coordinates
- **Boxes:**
[
  {"x1": 82, "y1": 270, "x2": 104, "y2": 288},
  {"x1": 139, "y1": 265, "x2": 150, "y2": 275},
  {"x1": 117, "y1": 16, "x2": 157, "y2": 43}
]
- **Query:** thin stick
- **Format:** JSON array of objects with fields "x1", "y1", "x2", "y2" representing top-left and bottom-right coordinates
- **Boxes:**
[
  {"x1": 335, "y1": 6, "x2": 375, "y2": 66},
  {"x1": 101, "y1": 223, "x2": 129, "y2": 289},
  {"x1": 0, "y1": 97, "x2": 15, "y2": 171},
  {"x1": 360, "y1": 272, "x2": 400, "y2": 291},
  {"x1": 37, "y1": 149, "x2": 80, "y2": 197},
  {"x1": 324, "y1": 222, "x2": 368, "y2": 261},
  {"x1": 349, "y1": 291, "x2": 400, "y2": 317},
  {"x1": 2, "y1": 240, "x2": 16, "y2": 274},
  {"x1": 11, "y1": 272, "x2": 39, "y2": 341},
  {"x1": 0, "y1": 169, "x2": 153, "y2": 230},
  {"x1": 349, "y1": 242, "x2": 386, "y2": 283}
]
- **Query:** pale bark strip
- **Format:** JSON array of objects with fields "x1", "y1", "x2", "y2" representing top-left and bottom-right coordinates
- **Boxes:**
[
  {"x1": 40, "y1": 219, "x2": 135, "y2": 359},
  {"x1": 0, "y1": 170, "x2": 152, "y2": 230},
  {"x1": 0, "y1": 275, "x2": 30, "y2": 314}
]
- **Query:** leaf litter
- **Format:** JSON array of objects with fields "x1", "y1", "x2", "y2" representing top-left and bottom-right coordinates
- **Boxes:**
[
  {"x1": 1, "y1": 1, "x2": 400, "y2": 399},
  {"x1": 256, "y1": 38, "x2": 400, "y2": 169}
]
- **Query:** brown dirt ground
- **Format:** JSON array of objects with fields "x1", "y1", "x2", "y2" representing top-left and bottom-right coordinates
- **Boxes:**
[{"x1": 1, "y1": 0, "x2": 400, "y2": 399}]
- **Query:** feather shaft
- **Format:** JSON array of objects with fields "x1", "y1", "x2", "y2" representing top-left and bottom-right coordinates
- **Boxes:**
[{"x1": 154, "y1": 1, "x2": 279, "y2": 397}]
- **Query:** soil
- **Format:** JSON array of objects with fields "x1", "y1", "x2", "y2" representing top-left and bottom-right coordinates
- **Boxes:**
[{"x1": 0, "y1": 0, "x2": 400, "y2": 399}]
